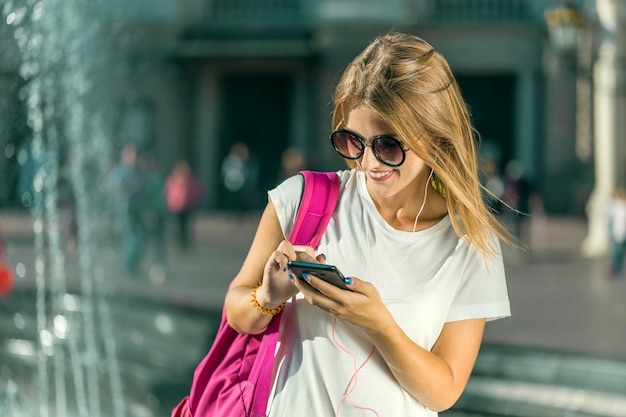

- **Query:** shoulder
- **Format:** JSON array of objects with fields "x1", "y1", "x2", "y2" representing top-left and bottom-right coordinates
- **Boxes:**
[
  {"x1": 459, "y1": 231, "x2": 504, "y2": 276},
  {"x1": 269, "y1": 173, "x2": 305, "y2": 202},
  {"x1": 271, "y1": 170, "x2": 353, "y2": 198},
  {"x1": 337, "y1": 169, "x2": 356, "y2": 185},
  {"x1": 267, "y1": 174, "x2": 306, "y2": 232},
  {"x1": 268, "y1": 170, "x2": 352, "y2": 231}
]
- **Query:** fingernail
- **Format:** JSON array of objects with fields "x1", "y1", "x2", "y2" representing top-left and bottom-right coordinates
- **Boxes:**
[
  {"x1": 288, "y1": 273, "x2": 294, "y2": 281},
  {"x1": 283, "y1": 267, "x2": 287, "y2": 272},
  {"x1": 344, "y1": 277, "x2": 353, "y2": 285},
  {"x1": 321, "y1": 253, "x2": 327, "y2": 261},
  {"x1": 302, "y1": 273, "x2": 311, "y2": 282}
]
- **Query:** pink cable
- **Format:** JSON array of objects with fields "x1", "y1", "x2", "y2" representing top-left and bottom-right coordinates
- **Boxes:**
[
  {"x1": 331, "y1": 168, "x2": 434, "y2": 416},
  {"x1": 332, "y1": 317, "x2": 378, "y2": 417}
]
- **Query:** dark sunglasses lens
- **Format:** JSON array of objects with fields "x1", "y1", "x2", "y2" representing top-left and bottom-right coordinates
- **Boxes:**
[
  {"x1": 373, "y1": 137, "x2": 404, "y2": 165},
  {"x1": 332, "y1": 131, "x2": 363, "y2": 159}
]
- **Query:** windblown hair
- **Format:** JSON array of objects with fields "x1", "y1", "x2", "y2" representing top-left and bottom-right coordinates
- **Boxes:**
[{"x1": 331, "y1": 32, "x2": 511, "y2": 258}]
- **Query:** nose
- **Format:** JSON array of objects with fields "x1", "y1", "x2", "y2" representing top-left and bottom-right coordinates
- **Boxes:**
[{"x1": 359, "y1": 145, "x2": 379, "y2": 168}]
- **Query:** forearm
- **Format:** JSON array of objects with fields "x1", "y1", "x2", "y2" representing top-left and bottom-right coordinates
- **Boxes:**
[
  {"x1": 366, "y1": 327, "x2": 457, "y2": 411},
  {"x1": 365, "y1": 318, "x2": 484, "y2": 412},
  {"x1": 223, "y1": 201, "x2": 290, "y2": 335},
  {"x1": 225, "y1": 284, "x2": 276, "y2": 335}
]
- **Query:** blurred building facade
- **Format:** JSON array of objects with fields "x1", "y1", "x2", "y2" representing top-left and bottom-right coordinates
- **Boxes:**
[{"x1": 0, "y1": 0, "x2": 606, "y2": 215}]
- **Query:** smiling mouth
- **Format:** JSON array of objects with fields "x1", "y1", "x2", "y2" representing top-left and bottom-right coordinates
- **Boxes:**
[{"x1": 368, "y1": 170, "x2": 395, "y2": 181}]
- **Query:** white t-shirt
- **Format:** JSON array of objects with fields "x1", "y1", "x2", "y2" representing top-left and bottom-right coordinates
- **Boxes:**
[{"x1": 267, "y1": 169, "x2": 510, "y2": 417}]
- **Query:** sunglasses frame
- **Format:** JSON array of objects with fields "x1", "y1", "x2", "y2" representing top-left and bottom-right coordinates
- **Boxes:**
[{"x1": 330, "y1": 128, "x2": 407, "y2": 167}]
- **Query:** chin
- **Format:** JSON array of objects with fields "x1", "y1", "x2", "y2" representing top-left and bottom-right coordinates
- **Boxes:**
[{"x1": 367, "y1": 181, "x2": 403, "y2": 200}]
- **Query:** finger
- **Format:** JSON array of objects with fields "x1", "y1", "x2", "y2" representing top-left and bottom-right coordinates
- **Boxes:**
[
  {"x1": 276, "y1": 240, "x2": 297, "y2": 260},
  {"x1": 315, "y1": 253, "x2": 327, "y2": 263},
  {"x1": 295, "y1": 251, "x2": 318, "y2": 263},
  {"x1": 343, "y1": 276, "x2": 355, "y2": 288},
  {"x1": 301, "y1": 273, "x2": 345, "y2": 298},
  {"x1": 291, "y1": 245, "x2": 316, "y2": 259},
  {"x1": 290, "y1": 270, "x2": 315, "y2": 294},
  {"x1": 275, "y1": 240, "x2": 310, "y2": 270},
  {"x1": 297, "y1": 274, "x2": 344, "y2": 313},
  {"x1": 305, "y1": 273, "x2": 359, "y2": 296},
  {"x1": 340, "y1": 276, "x2": 373, "y2": 296},
  {"x1": 269, "y1": 249, "x2": 292, "y2": 272}
]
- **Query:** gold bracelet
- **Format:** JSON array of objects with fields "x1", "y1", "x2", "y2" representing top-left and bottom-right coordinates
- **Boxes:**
[{"x1": 250, "y1": 281, "x2": 286, "y2": 316}]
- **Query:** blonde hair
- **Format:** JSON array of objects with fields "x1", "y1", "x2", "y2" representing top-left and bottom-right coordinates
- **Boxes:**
[{"x1": 331, "y1": 32, "x2": 511, "y2": 258}]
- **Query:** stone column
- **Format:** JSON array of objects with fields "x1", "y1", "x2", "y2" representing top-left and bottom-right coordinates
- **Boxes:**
[
  {"x1": 514, "y1": 67, "x2": 539, "y2": 179},
  {"x1": 582, "y1": 0, "x2": 626, "y2": 256},
  {"x1": 290, "y1": 71, "x2": 310, "y2": 152},
  {"x1": 195, "y1": 65, "x2": 220, "y2": 209}
]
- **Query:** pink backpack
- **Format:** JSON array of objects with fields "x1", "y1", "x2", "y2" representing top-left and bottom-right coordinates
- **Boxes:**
[{"x1": 172, "y1": 171, "x2": 340, "y2": 417}]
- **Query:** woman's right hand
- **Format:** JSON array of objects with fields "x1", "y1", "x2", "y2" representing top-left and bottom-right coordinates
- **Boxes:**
[
  {"x1": 225, "y1": 200, "x2": 323, "y2": 334},
  {"x1": 256, "y1": 240, "x2": 323, "y2": 309}
]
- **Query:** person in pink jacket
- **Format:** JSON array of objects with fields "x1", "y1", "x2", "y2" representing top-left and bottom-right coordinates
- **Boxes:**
[
  {"x1": 0, "y1": 224, "x2": 14, "y2": 299},
  {"x1": 165, "y1": 160, "x2": 203, "y2": 251}
]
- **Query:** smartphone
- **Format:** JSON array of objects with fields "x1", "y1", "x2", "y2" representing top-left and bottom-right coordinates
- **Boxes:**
[{"x1": 287, "y1": 261, "x2": 349, "y2": 290}]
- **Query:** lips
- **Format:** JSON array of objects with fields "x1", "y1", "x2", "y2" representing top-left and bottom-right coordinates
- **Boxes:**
[{"x1": 368, "y1": 170, "x2": 395, "y2": 181}]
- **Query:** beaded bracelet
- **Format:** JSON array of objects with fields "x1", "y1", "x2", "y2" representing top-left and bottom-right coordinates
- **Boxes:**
[{"x1": 250, "y1": 281, "x2": 286, "y2": 316}]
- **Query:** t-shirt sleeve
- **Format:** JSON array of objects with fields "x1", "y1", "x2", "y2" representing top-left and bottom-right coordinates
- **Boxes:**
[
  {"x1": 447, "y1": 235, "x2": 511, "y2": 322},
  {"x1": 267, "y1": 174, "x2": 304, "y2": 240}
]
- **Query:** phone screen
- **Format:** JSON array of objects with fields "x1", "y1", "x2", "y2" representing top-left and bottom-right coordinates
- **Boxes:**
[{"x1": 287, "y1": 261, "x2": 349, "y2": 290}]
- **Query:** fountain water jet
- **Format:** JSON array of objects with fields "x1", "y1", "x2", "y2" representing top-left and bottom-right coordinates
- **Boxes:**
[{"x1": 2, "y1": 0, "x2": 134, "y2": 415}]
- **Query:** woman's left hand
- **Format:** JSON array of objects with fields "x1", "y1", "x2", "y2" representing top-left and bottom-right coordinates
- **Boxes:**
[
  {"x1": 290, "y1": 260, "x2": 486, "y2": 413},
  {"x1": 291, "y1": 269, "x2": 394, "y2": 333}
]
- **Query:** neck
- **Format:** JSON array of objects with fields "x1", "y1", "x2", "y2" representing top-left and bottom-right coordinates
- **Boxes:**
[{"x1": 367, "y1": 170, "x2": 447, "y2": 232}]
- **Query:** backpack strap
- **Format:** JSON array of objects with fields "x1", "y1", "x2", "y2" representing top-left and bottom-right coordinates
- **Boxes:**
[
  {"x1": 290, "y1": 171, "x2": 340, "y2": 248},
  {"x1": 250, "y1": 170, "x2": 339, "y2": 416}
]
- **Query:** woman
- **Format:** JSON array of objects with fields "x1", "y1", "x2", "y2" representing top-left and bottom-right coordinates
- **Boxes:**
[{"x1": 225, "y1": 32, "x2": 511, "y2": 416}]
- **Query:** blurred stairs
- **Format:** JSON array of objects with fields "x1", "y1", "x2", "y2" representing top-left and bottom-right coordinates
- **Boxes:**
[{"x1": 445, "y1": 345, "x2": 626, "y2": 417}]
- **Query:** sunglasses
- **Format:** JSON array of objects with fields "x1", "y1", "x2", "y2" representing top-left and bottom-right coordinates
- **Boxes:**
[{"x1": 330, "y1": 129, "x2": 407, "y2": 167}]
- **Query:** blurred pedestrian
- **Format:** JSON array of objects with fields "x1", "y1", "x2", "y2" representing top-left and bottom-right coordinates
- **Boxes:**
[
  {"x1": 107, "y1": 144, "x2": 146, "y2": 276},
  {"x1": 16, "y1": 141, "x2": 36, "y2": 208},
  {"x1": 165, "y1": 160, "x2": 203, "y2": 251},
  {"x1": 59, "y1": 158, "x2": 78, "y2": 252},
  {"x1": 608, "y1": 187, "x2": 626, "y2": 278},
  {"x1": 0, "y1": 224, "x2": 14, "y2": 299},
  {"x1": 141, "y1": 153, "x2": 168, "y2": 280},
  {"x1": 277, "y1": 147, "x2": 306, "y2": 184},
  {"x1": 502, "y1": 160, "x2": 533, "y2": 242},
  {"x1": 221, "y1": 142, "x2": 260, "y2": 217},
  {"x1": 481, "y1": 159, "x2": 505, "y2": 214}
]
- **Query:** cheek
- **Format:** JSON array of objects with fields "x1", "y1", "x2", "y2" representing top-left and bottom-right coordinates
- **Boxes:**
[{"x1": 401, "y1": 153, "x2": 429, "y2": 176}]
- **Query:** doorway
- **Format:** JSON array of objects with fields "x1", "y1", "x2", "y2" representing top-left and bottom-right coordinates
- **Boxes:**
[
  {"x1": 456, "y1": 74, "x2": 515, "y2": 170},
  {"x1": 217, "y1": 73, "x2": 292, "y2": 210}
]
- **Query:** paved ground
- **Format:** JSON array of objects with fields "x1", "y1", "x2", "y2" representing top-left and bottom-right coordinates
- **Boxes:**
[{"x1": 2, "y1": 209, "x2": 626, "y2": 360}]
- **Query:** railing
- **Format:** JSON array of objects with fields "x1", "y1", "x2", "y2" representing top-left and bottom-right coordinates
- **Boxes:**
[
  {"x1": 208, "y1": 0, "x2": 303, "y2": 19},
  {"x1": 432, "y1": 0, "x2": 537, "y2": 22},
  {"x1": 200, "y1": 0, "x2": 311, "y2": 28},
  {"x1": 181, "y1": 0, "x2": 541, "y2": 32}
]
